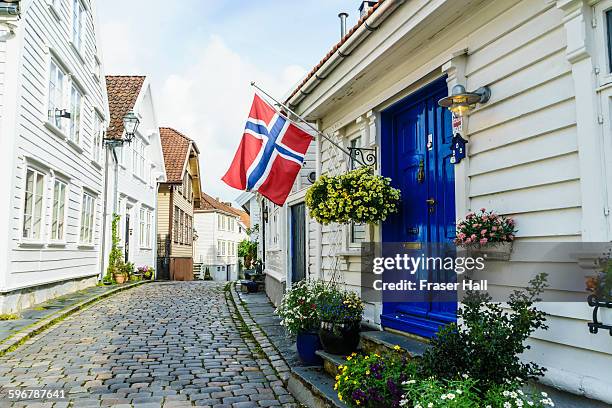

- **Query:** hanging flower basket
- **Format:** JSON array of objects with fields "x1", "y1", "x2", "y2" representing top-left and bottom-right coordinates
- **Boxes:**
[
  {"x1": 305, "y1": 166, "x2": 401, "y2": 225},
  {"x1": 455, "y1": 208, "x2": 517, "y2": 261}
]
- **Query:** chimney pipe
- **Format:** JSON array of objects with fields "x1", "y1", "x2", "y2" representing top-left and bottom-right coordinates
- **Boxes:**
[{"x1": 338, "y1": 12, "x2": 348, "y2": 39}]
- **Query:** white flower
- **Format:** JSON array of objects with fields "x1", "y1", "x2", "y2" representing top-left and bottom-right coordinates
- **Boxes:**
[
  {"x1": 446, "y1": 393, "x2": 455, "y2": 400},
  {"x1": 485, "y1": 406, "x2": 492, "y2": 408},
  {"x1": 427, "y1": 404, "x2": 433, "y2": 408},
  {"x1": 527, "y1": 402, "x2": 534, "y2": 406},
  {"x1": 541, "y1": 392, "x2": 548, "y2": 397},
  {"x1": 504, "y1": 402, "x2": 511, "y2": 408},
  {"x1": 441, "y1": 394, "x2": 447, "y2": 400},
  {"x1": 518, "y1": 390, "x2": 524, "y2": 396},
  {"x1": 510, "y1": 391, "x2": 518, "y2": 398},
  {"x1": 516, "y1": 399, "x2": 524, "y2": 407},
  {"x1": 503, "y1": 391, "x2": 510, "y2": 397},
  {"x1": 414, "y1": 405, "x2": 422, "y2": 408},
  {"x1": 462, "y1": 374, "x2": 469, "y2": 379},
  {"x1": 402, "y1": 379, "x2": 416, "y2": 385},
  {"x1": 456, "y1": 389, "x2": 463, "y2": 394}
]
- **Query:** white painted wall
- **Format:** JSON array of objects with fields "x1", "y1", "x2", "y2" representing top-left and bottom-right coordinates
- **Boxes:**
[
  {"x1": 286, "y1": 0, "x2": 612, "y2": 403},
  {"x1": 193, "y1": 210, "x2": 247, "y2": 281},
  {"x1": 0, "y1": 0, "x2": 109, "y2": 303},
  {"x1": 102, "y1": 81, "x2": 166, "y2": 275}
]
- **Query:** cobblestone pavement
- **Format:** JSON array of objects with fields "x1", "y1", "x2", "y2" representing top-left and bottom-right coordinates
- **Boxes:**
[{"x1": 0, "y1": 282, "x2": 296, "y2": 408}]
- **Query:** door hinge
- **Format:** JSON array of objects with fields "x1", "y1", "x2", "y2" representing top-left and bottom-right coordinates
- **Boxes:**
[
  {"x1": 592, "y1": 16, "x2": 597, "y2": 28},
  {"x1": 605, "y1": 207, "x2": 610, "y2": 216},
  {"x1": 598, "y1": 114, "x2": 604, "y2": 124},
  {"x1": 594, "y1": 66, "x2": 600, "y2": 75}
]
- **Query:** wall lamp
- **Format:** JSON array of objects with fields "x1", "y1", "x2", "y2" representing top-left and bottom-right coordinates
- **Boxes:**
[
  {"x1": 262, "y1": 206, "x2": 269, "y2": 223},
  {"x1": 438, "y1": 84, "x2": 491, "y2": 117},
  {"x1": 122, "y1": 110, "x2": 140, "y2": 144}
]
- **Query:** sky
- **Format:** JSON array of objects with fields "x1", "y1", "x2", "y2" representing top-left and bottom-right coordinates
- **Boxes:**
[{"x1": 97, "y1": 0, "x2": 360, "y2": 204}]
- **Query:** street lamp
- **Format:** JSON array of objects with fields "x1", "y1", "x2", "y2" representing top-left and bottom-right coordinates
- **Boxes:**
[
  {"x1": 438, "y1": 84, "x2": 491, "y2": 117},
  {"x1": 122, "y1": 110, "x2": 140, "y2": 143}
]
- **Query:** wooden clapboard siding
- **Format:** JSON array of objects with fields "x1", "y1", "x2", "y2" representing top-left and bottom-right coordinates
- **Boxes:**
[
  {"x1": 171, "y1": 181, "x2": 194, "y2": 258},
  {"x1": 303, "y1": 0, "x2": 612, "y2": 398},
  {"x1": 4, "y1": 0, "x2": 108, "y2": 292},
  {"x1": 157, "y1": 184, "x2": 171, "y2": 238}
]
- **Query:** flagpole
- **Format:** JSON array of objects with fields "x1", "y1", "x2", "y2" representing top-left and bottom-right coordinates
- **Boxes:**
[{"x1": 250, "y1": 82, "x2": 365, "y2": 166}]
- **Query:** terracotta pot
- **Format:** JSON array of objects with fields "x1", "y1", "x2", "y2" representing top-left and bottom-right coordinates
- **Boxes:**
[{"x1": 114, "y1": 274, "x2": 126, "y2": 284}]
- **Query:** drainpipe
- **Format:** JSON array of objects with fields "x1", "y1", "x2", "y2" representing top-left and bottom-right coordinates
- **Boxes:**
[{"x1": 99, "y1": 146, "x2": 110, "y2": 281}]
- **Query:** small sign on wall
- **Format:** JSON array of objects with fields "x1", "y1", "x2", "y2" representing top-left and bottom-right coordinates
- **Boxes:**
[{"x1": 450, "y1": 113, "x2": 468, "y2": 164}]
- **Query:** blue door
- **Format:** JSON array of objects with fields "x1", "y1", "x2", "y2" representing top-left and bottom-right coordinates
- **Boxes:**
[{"x1": 380, "y1": 77, "x2": 456, "y2": 338}]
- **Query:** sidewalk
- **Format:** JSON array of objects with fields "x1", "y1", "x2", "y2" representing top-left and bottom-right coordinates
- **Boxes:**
[{"x1": 0, "y1": 280, "x2": 148, "y2": 355}]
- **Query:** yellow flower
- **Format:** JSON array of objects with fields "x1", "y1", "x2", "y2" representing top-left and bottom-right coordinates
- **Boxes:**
[
  {"x1": 338, "y1": 394, "x2": 343, "y2": 401},
  {"x1": 393, "y1": 345, "x2": 401, "y2": 351},
  {"x1": 366, "y1": 370, "x2": 370, "y2": 375},
  {"x1": 356, "y1": 400, "x2": 361, "y2": 405},
  {"x1": 347, "y1": 356, "x2": 352, "y2": 361},
  {"x1": 335, "y1": 375, "x2": 340, "y2": 380},
  {"x1": 364, "y1": 356, "x2": 369, "y2": 360},
  {"x1": 334, "y1": 383, "x2": 338, "y2": 390},
  {"x1": 351, "y1": 352, "x2": 357, "y2": 357}
]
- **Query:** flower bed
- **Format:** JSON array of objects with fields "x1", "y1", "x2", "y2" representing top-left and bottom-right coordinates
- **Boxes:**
[
  {"x1": 455, "y1": 208, "x2": 516, "y2": 246},
  {"x1": 305, "y1": 166, "x2": 400, "y2": 225}
]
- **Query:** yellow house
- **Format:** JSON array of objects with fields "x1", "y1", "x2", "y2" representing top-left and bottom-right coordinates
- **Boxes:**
[{"x1": 157, "y1": 127, "x2": 202, "y2": 280}]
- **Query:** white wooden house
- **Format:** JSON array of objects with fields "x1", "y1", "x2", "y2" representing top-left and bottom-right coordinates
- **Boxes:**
[
  {"x1": 0, "y1": 0, "x2": 109, "y2": 312},
  {"x1": 102, "y1": 76, "x2": 166, "y2": 275},
  {"x1": 193, "y1": 193, "x2": 249, "y2": 281},
  {"x1": 267, "y1": 0, "x2": 612, "y2": 405}
]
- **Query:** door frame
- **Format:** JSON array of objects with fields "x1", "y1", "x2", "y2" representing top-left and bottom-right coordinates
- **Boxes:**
[{"x1": 379, "y1": 76, "x2": 457, "y2": 337}]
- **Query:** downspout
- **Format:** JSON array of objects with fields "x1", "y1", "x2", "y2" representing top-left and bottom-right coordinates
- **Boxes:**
[
  {"x1": 99, "y1": 146, "x2": 110, "y2": 281},
  {"x1": 153, "y1": 176, "x2": 160, "y2": 280}
]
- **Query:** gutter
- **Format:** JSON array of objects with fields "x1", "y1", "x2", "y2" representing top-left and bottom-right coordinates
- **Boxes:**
[{"x1": 286, "y1": 0, "x2": 406, "y2": 110}]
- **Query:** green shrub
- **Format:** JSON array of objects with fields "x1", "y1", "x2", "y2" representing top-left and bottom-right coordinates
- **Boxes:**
[{"x1": 419, "y1": 273, "x2": 549, "y2": 394}]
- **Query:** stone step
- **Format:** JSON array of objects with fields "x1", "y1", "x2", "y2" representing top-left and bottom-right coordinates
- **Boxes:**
[
  {"x1": 359, "y1": 330, "x2": 429, "y2": 358},
  {"x1": 315, "y1": 350, "x2": 347, "y2": 377},
  {"x1": 288, "y1": 366, "x2": 347, "y2": 408}
]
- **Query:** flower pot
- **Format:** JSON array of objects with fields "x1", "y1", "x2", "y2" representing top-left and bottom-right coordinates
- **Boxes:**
[
  {"x1": 318, "y1": 320, "x2": 360, "y2": 355},
  {"x1": 463, "y1": 241, "x2": 513, "y2": 261},
  {"x1": 246, "y1": 281, "x2": 259, "y2": 293},
  {"x1": 296, "y1": 331, "x2": 322, "y2": 365},
  {"x1": 114, "y1": 274, "x2": 126, "y2": 284}
]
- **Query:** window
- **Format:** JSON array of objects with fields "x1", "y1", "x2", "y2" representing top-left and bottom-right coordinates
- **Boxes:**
[
  {"x1": 79, "y1": 192, "x2": 95, "y2": 244},
  {"x1": 72, "y1": 0, "x2": 85, "y2": 52},
  {"x1": 217, "y1": 240, "x2": 222, "y2": 256},
  {"x1": 607, "y1": 10, "x2": 612, "y2": 72},
  {"x1": 69, "y1": 85, "x2": 82, "y2": 144},
  {"x1": 179, "y1": 211, "x2": 184, "y2": 244},
  {"x1": 51, "y1": 179, "x2": 67, "y2": 241},
  {"x1": 48, "y1": 60, "x2": 65, "y2": 130},
  {"x1": 146, "y1": 210, "x2": 152, "y2": 248},
  {"x1": 221, "y1": 240, "x2": 226, "y2": 256},
  {"x1": 139, "y1": 208, "x2": 145, "y2": 246},
  {"x1": 349, "y1": 136, "x2": 366, "y2": 245},
  {"x1": 92, "y1": 112, "x2": 103, "y2": 162},
  {"x1": 173, "y1": 206, "x2": 179, "y2": 242},
  {"x1": 218, "y1": 214, "x2": 222, "y2": 230},
  {"x1": 22, "y1": 169, "x2": 45, "y2": 240}
]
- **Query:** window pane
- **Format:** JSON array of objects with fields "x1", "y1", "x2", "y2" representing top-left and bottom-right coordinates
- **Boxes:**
[
  {"x1": 23, "y1": 170, "x2": 34, "y2": 238},
  {"x1": 607, "y1": 10, "x2": 612, "y2": 72}
]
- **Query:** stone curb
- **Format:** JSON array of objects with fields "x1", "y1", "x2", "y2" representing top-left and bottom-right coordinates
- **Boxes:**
[
  {"x1": 228, "y1": 283, "x2": 293, "y2": 384},
  {"x1": 0, "y1": 280, "x2": 152, "y2": 357}
]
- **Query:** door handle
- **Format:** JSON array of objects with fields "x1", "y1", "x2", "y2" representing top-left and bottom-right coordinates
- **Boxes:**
[
  {"x1": 417, "y1": 159, "x2": 425, "y2": 183},
  {"x1": 426, "y1": 198, "x2": 436, "y2": 205}
]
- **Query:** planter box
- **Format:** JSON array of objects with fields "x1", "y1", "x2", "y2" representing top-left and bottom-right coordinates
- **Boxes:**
[{"x1": 462, "y1": 242, "x2": 513, "y2": 261}]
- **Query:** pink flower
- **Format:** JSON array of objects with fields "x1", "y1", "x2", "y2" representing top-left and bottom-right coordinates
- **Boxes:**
[
  {"x1": 457, "y1": 233, "x2": 466, "y2": 240},
  {"x1": 466, "y1": 212, "x2": 475, "y2": 219},
  {"x1": 507, "y1": 218, "x2": 515, "y2": 225},
  {"x1": 480, "y1": 208, "x2": 486, "y2": 212},
  {"x1": 481, "y1": 229, "x2": 487, "y2": 235},
  {"x1": 492, "y1": 226, "x2": 498, "y2": 231},
  {"x1": 470, "y1": 234, "x2": 477, "y2": 240},
  {"x1": 465, "y1": 238, "x2": 472, "y2": 244},
  {"x1": 508, "y1": 234, "x2": 515, "y2": 241},
  {"x1": 479, "y1": 238, "x2": 488, "y2": 245}
]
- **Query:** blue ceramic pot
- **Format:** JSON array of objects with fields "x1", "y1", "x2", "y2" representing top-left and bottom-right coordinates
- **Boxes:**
[{"x1": 296, "y1": 331, "x2": 323, "y2": 365}]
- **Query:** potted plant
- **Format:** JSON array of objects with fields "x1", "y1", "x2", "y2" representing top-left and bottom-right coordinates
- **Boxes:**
[
  {"x1": 276, "y1": 280, "x2": 326, "y2": 365},
  {"x1": 306, "y1": 166, "x2": 400, "y2": 225},
  {"x1": 318, "y1": 288, "x2": 364, "y2": 355},
  {"x1": 455, "y1": 208, "x2": 517, "y2": 260},
  {"x1": 114, "y1": 270, "x2": 127, "y2": 284},
  {"x1": 138, "y1": 265, "x2": 154, "y2": 280}
]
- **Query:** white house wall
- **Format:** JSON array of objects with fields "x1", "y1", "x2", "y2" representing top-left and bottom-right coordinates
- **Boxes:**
[
  {"x1": 294, "y1": 0, "x2": 612, "y2": 403},
  {"x1": 103, "y1": 82, "x2": 165, "y2": 274},
  {"x1": 1, "y1": 0, "x2": 108, "y2": 309}
]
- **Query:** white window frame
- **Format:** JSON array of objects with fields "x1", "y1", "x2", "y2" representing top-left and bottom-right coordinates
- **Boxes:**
[
  {"x1": 217, "y1": 240, "x2": 222, "y2": 256},
  {"x1": 79, "y1": 191, "x2": 96, "y2": 245},
  {"x1": 139, "y1": 207, "x2": 146, "y2": 248},
  {"x1": 92, "y1": 111, "x2": 103, "y2": 163},
  {"x1": 594, "y1": 1, "x2": 612, "y2": 86},
  {"x1": 71, "y1": 0, "x2": 85, "y2": 53},
  {"x1": 50, "y1": 178, "x2": 68, "y2": 242},
  {"x1": 47, "y1": 59, "x2": 66, "y2": 132},
  {"x1": 21, "y1": 168, "x2": 46, "y2": 242},
  {"x1": 146, "y1": 210, "x2": 152, "y2": 248},
  {"x1": 69, "y1": 84, "x2": 83, "y2": 145}
]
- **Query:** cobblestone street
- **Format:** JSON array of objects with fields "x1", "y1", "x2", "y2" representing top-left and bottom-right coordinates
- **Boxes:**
[{"x1": 0, "y1": 282, "x2": 295, "y2": 408}]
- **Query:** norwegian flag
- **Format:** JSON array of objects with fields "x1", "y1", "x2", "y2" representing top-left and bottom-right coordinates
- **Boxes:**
[{"x1": 222, "y1": 94, "x2": 313, "y2": 205}]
